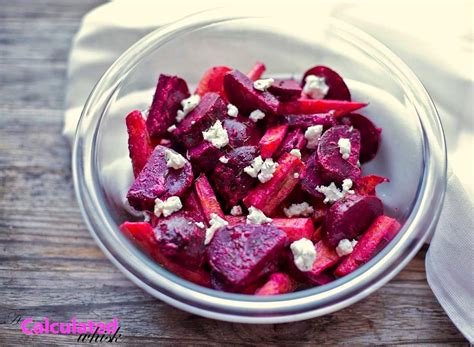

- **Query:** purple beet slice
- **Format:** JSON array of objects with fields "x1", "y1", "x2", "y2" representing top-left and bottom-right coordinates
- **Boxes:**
[
  {"x1": 275, "y1": 128, "x2": 305, "y2": 157},
  {"x1": 300, "y1": 151, "x2": 324, "y2": 198},
  {"x1": 211, "y1": 146, "x2": 259, "y2": 208},
  {"x1": 207, "y1": 224, "x2": 288, "y2": 288},
  {"x1": 154, "y1": 211, "x2": 206, "y2": 269},
  {"x1": 317, "y1": 125, "x2": 361, "y2": 182},
  {"x1": 268, "y1": 79, "x2": 302, "y2": 101},
  {"x1": 187, "y1": 142, "x2": 223, "y2": 174},
  {"x1": 284, "y1": 113, "x2": 336, "y2": 128},
  {"x1": 302, "y1": 65, "x2": 351, "y2": 101},
  {"x1": 174, "y1": 92, "x2": 227, "y2": 149},
  {"x1": 222, "y1": 116, "x2": 261, "y2": 148},
  {"x1": 338, "y1": 113, "x2": 381, "y2": 163},
  {"x1": 146, "y1": 74, "x2": 190, "y2": 137},
  {"x1": 324, "y1": 194, "x2": 383, "y2": 247},
  {"x1": 223, "y1": 70, "x2": 279, "y2": 115},
  {"x1": 127, "y1": 145, "x2": 194, "y2": 211}
]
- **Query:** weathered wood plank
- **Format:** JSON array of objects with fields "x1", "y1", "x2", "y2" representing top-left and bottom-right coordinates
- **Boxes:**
[{"x1": 0, "y1": 0, "x2": 467, "y2": 345}]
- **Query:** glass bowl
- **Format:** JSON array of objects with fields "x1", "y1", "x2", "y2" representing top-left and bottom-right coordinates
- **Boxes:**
[{"x1": 73, "y1": 8, "x2": 446, "y2": 323}]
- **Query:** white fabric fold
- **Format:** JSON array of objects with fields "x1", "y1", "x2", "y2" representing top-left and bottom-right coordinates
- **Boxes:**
[{"x1": 63, "y1": 0, "x2": 473, "y2": 340}]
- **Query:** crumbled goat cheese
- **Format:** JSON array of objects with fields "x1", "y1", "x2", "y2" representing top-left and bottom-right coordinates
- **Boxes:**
[
  {"x1": 176, "y1": 94, "x2": 200, "y2": 122},
  {"x1": 167, "y1": 124, "x2": 177, "y2": 133},
  {"x1": 290, "y1": 238, "x2": 317, "y2": 272},
  {"x1": 204, "y1": 213, "x2": 228, "y2": 245},
  {"x1": 294, "y1": 173, "x2": 300, "y2": 179},
  {"x1": 257, "y1": 158, "x2": 278, "y2": 183},
  {"x1": 165, "y1": 149, "x2": 186, "y2": 170},
  {"x1": 316, "y1": 179, "x2": 354, "y2": 204},
  {"x1": 202, "y1": 120, "x2": 229, "y2": 148},
  {"x1": 249, "y1": 109, "x2": 266, "y2": 122},
  {"x1": 195, "y1": 221, "x2": 205, "y2": 229},
  {"x1": 302, "y1": 75, "x2": 329, "y2": 99},
  {"x1": 154, "y1": 196, "x2": 182, "y2": 217},
  {"x1": 342, "y1": 178, "x2": 354, "y2": 193},
  {"x1": 246, "y1": 206, "x2": 272, "y2": 225},
  {"x1": 244, "y1": 156, "x2": 278, "y2": 183},
  {"x1": 290, "y1": 148, "x2": 302, "y2": 159},
  {"x1": 338, "y1": 138, "x2": 351, "y2": 160},
  {"x1": 253, "y1": 78, "x2": 274, "y2": 91},
  {"x1": 244, "y1": 155, "x2": 264, "y2": 178},
  {"x1": 230, "y1": 205, "x2": 243, "y2": 216},
  {"x1": 336, "y1": 239, "x2": 358, "y2": 257},
  {"x1": 284, "y1": 202, "x2": 314, "y2": 218},
  {"x1": 227, "y1": 103, "x2": 238, "y2": 117},
  {"x1": 219, "y1": 156, "x2": 229, "y2": 164},
  {"x1": 305, "y1": 125, "x2": 323, "y2": 149}
]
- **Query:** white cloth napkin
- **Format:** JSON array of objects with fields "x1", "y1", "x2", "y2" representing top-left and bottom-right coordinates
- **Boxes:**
[{"x1": 63, "y1": 0, "x2": 474, "y2": 340}]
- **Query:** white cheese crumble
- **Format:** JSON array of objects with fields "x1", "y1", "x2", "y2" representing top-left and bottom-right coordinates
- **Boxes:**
[
  {"x1": 253, "y1": 78, "x2": 274, "y2": 91},
  {"x1": 290, "y1": 238, "x2": 317, "y2": 272},
  {"x1": 294, "y1": 173, "x2": 300, "y2": 179},
  {"x1": 195, "y1": 221, "x2": 205, "y2": 229},
  {"x1": 302, "y1": 75, "x2": 329, "y2": 99},
  {"x1": 257, "y1": 158, "x2": 278, "y2": 183},
  {"x1": 290, "y1": 148, "x2": 302, "y2": 159},
  {"x1": 246, "y1": 206, "x2": 272, "y2": 225},
  {"x1": 304, "y1": 125, "x2": 323, "y2": 149},
  {"x1": 204, "y1": 213, "x2": 228, "y2": 245},
  {"x1": 244, "y1": 156, "x2": 278, "y2": 183},
  {"x1": 244, "y1": 155, "x2": 264, "y2": 178},
  {"x1": 164, "y1": 149, "x2": 186, "y2": 170},
  {"x1": 284, "y1": 202, "x2": 314, "y2": 218},
  {"x1": 230, "y1": 205, "x2": 243, "y2": 216},
  {"x1": 176, "y1": 94, "x2": 200, "y2": 122},
  {"x1": 336, "y1": 239, "x2": 358, "y2": 257},
  {"x1": 154, "y1": 196, "x2": 182, "y2": 217},
  {"x1": 219, "y1": 156, "x2": 229, "y2": 164},
  {"x1": 316, "y1": 179, "x2": 354, "y2": 204},
  {"x1": 338, "y1": 138, "x2": 351, "y2": 160},
  {"x1": 227, "y1": 103, "x2": 238, "y2": 117},
  {"x1": 167, "y1": 124, "x2": 177, "y2": 133},
  {"x1": 249, "y1": 109, "x2": 266, "y2": 122},
  {"x1": 202, "y1": 120, "x2": 229, "y2": 149}
]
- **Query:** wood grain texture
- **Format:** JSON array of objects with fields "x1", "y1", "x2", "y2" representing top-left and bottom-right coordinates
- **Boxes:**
[{"x1": 0, "y1": 1, "x2": 468, "y2": 345}]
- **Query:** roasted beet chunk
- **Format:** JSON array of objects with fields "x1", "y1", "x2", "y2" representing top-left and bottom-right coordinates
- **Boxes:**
[
  {"x1": 222, "y1": 116, "x2": 261, "y2": 148},
  {"x1": 120, "y1": 222, "x2": 211, "y2": 287},
  {"x1": 146, "y1": 74, "x2": 190, "y2": 137},
  {"x1": 187, "y1": 142, "x2": 223, "y2": 174},
  {"x1": 211, "y1": 146, "x2": 259, "y2": 207},
  {"x1": 126, "y1": 110, "x2": 154, "y2": 177},
  {"x1": 259, "y1": 124, "x2": 288, "y2": 159},
  {"x1": 275, "y1": 128, "x2": 305, "y2": 157},
  {"x1": 324, "y1": 194, "x2": 383, "y2": 247},
  {"x1": 127, "y1": 145, "x2": 193, "y2": 211},
  {"x1": 223, "y1": 70, "x2": 279, "y2": 115},
  {"x1": 174, "y1": 92, "x2": 227, "y2": 149},
  {"x1": 255, "y1": 273, "x2": 296, "y2": 295},
  {"x1": 285, "y1": 113, "x2": 336, "y2": 128},
  {"x1": 300, "y1": 151, "x2": 324, "y2": 198},
  {"x1": 355, "y1": 175, "x2": 389, "y2": 196},
  {"x1": 302, "y1": 65, "x2": 351, "y2": 101},
  {"x1": 317, "y1": 125, "x2": 361, "y2": 182},
  {"x1": 207, "y1": 224, "x2": 288, "y2": 288},
  {"x1": 268, "y1": 79, "x2": 302, "y2": 101},
  {"x1": 335, "y1": 216, "x2": 401, "y2": 277},
  {"x1": 154, "y1": 212, "x2": 206, "y2": 269},
  {"x1": 338, "y1": 113, "x2": 381, "y2": 163}
]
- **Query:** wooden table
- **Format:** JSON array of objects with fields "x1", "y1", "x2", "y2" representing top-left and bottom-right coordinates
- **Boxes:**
[{"x1": 0, "y1": 1, "x2": 468, "y2": 345}]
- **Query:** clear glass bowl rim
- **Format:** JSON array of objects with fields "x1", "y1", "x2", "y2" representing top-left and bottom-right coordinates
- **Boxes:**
[{"x1": 72, "y1": 8, "x2": 447, "y2": 323}]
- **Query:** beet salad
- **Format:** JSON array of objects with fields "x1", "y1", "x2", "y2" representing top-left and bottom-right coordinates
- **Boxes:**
[{"x1": 120, "y1": 62, "x2": 401, "y2": 295}]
